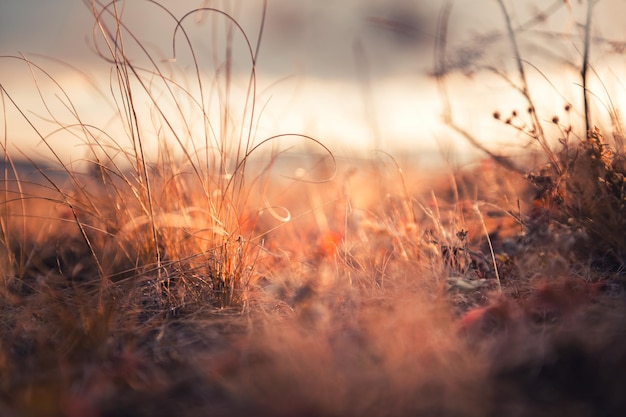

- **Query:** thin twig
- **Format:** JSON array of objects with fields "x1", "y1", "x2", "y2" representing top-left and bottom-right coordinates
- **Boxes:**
[
  {"x1": 495, "y1": 0, "x2": 564, "y2": 173},
  {"x1": 434, "y1": 1, "x2": 523, "y2": 174},
  {"x1": 474, "y1": 204, "x2": 502, "y2": 293},
  {"x1": 581, "y1": 0, "x2": 596, "y2": 135}
]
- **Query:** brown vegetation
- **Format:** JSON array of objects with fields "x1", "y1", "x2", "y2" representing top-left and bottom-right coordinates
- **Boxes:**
[{"x1": 1, "y1": 1, "x2": 625, "y2": 416}]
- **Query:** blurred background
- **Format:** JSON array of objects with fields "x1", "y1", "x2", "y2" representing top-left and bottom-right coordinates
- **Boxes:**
[{"x1": 1, "y1": 0, "x2": 625, "y2": 167}]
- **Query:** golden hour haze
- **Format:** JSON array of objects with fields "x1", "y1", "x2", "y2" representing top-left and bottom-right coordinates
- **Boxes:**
[{"x1": 0, "y1": 1, "x2": 626, "y2": 416}]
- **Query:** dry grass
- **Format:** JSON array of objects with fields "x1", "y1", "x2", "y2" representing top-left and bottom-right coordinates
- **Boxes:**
[{"x1": 0, "y1": 1, "x2": 625, "y2": 416}]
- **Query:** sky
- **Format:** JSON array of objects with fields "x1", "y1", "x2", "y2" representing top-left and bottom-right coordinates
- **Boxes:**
[{"x1": 1, "y1": 0, "x2": 626, "y2": 167}]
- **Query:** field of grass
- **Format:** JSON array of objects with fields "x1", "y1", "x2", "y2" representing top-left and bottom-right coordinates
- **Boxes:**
[{"x1": 1, "y1": 1, "x2": 626, "y2": 416}]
